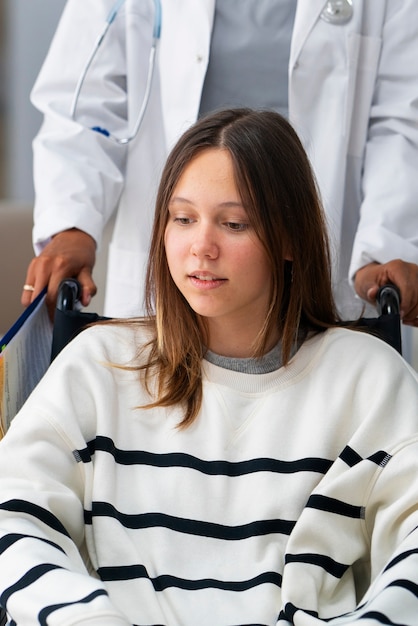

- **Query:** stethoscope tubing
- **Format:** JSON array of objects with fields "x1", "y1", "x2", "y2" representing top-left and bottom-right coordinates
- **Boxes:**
[{"x1": 70, "y1": 0, "x2": 162, "y2": 144}]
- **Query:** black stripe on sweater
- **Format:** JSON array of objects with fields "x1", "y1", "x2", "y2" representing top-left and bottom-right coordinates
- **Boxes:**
[
  {"x1": 280, "y1": 603, "x2": 319, "y2": 621},
  {"x1": 354, "y1": 611, "x2": 398, "y2": 625},
  {"x1": 74, "y1": 436, "x2": 333, "y2": 475},
  {"x1": 38, "y1": 589, "x2": 109, "y2": 626},
  {"x1": 282, "y1": 606, "x2": 397, "y2": 624},
  {"x1": 387, "y1": 578, "x2": 418, "y2": 598},
  {"x1": 0, "y1": 533, "x2": 65, "y2": 556},
  {"x1": 339, "y1": 446, "x2": 363, "y2": 467},
  {"x1": 0, "y1": 500, "x2": 70, "y2": 537},
  {"x1": 285, "y1": 553, "x2": 349, "y2": 578},
  {"x1": 340, "y1": 446, "x2": 392, "y2": 468},
  {"x1": 0, "y1": 564, "x2": 62, "y2": 606},
  {"x1": 85, "y1": 502, "x2": 296, "y2": 538},
  {"x1": 98, "y1": 564, "x2": 282, "y2": 591},
  {"x1": 84, "y1": 502, "x2": 296, "y2": 541},
  {"x1": 369, "y1": 450, "x2": 392, "y2": 467},
  {"x1": 384, "y1": 548, "x2": 418, "y2": 572},
  {"x1": 306, "y1": 494, "x2": 364, "y2": 519}
]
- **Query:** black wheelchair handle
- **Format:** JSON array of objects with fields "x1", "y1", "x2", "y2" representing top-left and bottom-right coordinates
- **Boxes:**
[
  {"x1": 376, "y1": 284, "x2": 401, "y2": 316},
  {"x1": 56, "y1": 278, "x2": 82, "y2": 312},
  {"x1": 56, "y1": 279, "x2": 401, "y2": 318}
]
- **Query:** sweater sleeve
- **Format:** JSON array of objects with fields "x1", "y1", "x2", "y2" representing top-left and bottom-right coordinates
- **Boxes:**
[
  {"x1": 278, "y1": 437, "x2": 418, "y2": 625},
  {"x1": 0, "y1": 330, "x2": 132, "y2": 624}
]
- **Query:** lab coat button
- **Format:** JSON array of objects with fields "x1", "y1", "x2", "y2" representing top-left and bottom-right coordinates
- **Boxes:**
[{"x1": 196, "y1": 54, "x2": 203, "y2": 63}]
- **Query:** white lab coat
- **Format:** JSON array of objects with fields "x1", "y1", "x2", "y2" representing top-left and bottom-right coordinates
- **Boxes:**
[{"x1": 31, "y1": 0, "x2": 418, "y2": 318}]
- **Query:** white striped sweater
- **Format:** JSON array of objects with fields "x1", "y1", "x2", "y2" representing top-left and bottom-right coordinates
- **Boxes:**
[{"x1": 0, "y1": 324, "x2": 418, "y2": 625}]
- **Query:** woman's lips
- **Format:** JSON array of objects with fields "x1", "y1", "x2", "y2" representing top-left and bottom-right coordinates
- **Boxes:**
[{"x1": 188, "y1": 273, "x2": 227, "y2": 289}]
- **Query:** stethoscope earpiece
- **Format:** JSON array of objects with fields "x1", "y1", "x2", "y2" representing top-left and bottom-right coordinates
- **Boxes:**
[{"x1": 320, "y1": 0, "x2": 353, "y2": 25}]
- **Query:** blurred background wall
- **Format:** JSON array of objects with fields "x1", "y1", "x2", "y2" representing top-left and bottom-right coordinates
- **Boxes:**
[{"x1": 1, "y1": 0, "x2": 66, "y2": 202}]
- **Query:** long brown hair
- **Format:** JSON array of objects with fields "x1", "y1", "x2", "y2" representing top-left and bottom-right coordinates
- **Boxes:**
[{"x1": 135, "y1": 108, "x2": 339, "y2": 426}]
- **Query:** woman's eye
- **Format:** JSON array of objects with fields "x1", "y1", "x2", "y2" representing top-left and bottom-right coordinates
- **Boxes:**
[
  {"x1": 226, "y1": 222, "x2": 248, "y2": 232},
  {"x1": 173, "y1": 217, "x2": 193, "y2": 225}
]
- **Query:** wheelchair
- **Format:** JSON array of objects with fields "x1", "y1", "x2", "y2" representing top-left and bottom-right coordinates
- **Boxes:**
[{"x1": 50, "y1": 278, "x2": 402, "y2": 362}]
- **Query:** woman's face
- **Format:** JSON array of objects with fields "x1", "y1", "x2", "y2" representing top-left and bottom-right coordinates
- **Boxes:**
[{"x1": 164, "y1": 148, "x2": 275, "y2": 356}]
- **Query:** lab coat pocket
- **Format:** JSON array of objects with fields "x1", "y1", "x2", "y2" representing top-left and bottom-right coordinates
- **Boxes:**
[{"x1": 346, "y1": 33, "x2": 382, "y2": 157}]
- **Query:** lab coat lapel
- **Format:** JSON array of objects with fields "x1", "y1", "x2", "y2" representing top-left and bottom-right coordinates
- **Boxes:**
[
  {"x1": 159, "y1": 0, "x2": 215, "y2": 149},
  {"x1": 290, "y1": 0, "x2": 326, "y2": 67}
]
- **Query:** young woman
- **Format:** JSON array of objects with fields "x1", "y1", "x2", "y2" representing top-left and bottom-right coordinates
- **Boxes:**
[{"x1": 1, "y1": 109, "x2": 418, "y2": 625}]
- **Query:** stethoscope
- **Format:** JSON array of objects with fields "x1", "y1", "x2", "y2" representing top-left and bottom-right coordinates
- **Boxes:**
[
  {"x1": 320, "y1": 0, "x2": 353, "y2": 25},
  {"x1": 70, "y1": 0, "x2": 162, "y2": 144}
]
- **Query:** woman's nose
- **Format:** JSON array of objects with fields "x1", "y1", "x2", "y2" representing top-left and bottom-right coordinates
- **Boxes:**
[{"x1": 190, "y1": 226, "x2": 219, "y2": 259}]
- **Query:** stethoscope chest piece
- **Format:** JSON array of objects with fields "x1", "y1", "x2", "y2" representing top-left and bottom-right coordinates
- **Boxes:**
[{"x1": 320, "y1": 0, "x2": 353, "y2": 25}]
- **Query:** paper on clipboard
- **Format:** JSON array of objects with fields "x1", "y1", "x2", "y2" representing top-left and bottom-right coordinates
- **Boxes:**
[{"x1": 0, "y1": 289, "x2": 53, "y2": 437}]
